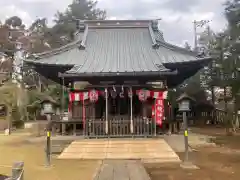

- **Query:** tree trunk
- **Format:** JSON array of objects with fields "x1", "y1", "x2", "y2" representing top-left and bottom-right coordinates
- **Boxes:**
[
  {"x1": 235, "y1": 115, "x2": 240, "y2": 129},
  {"x1": 34, "y1": 112, "x2": 37, "y2": 121},
  {"x1": 7, "y1": 106, "x2": 12, "y2": 135},
  {"x1": 223, "y1": 87, "x2": 232, "y2": 135}
]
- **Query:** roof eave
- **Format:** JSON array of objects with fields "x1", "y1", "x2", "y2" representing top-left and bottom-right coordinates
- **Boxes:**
[
  {"x1": 24, "y1": 59, "x2": 74, "y2": 68},
  {"x1": 59, "y1": 70, "x2": 178, "y2": 78},
  {"x1": 163, "y1": 56, "x2": 212, "y2": 67},
  {"x1": 157, "y1": 41, "x2": 198, "y2": 56}
]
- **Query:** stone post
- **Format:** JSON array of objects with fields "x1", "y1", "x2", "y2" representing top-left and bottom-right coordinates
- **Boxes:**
[{"x1": 12, "y1": 162, "x2": 24, "y2": 180}]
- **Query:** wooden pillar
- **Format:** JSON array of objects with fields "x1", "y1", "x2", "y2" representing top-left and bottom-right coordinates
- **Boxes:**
[
  {"x1": 93, "y1": 104, "x2": 96, "y2": 120},
  {"x1": 168, "y1": 123, "x2": 172, "y2": 135},
  {"x1": 154, "y1": 99, "x2": 157, "y2": 136},
  {"x1": 61, "y1": 77, "x2": 65, "y2": 113},
  {"x1": 82, "y1": 98, "x2": 85, "y2": 134},
  {"x1": 130, "y1": 87, "x2": 133, "y2": 134},
  {"x1": 142, "y1": 102, "x2": 147, "y2": 117},
  {"x1": 61, "y1": 77, "x2": 66, "y2": 135},
  {"x1": 73, "y1": 123, "x2": 77, "y2": 136},
  {"x1": 105, "y1": 88, "x2": 108, "y2": 134}
]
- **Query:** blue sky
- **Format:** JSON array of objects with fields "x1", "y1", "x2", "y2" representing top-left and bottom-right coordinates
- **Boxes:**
[{"x1": 0, "y1": 0, "x2": 228, "y2": 47}]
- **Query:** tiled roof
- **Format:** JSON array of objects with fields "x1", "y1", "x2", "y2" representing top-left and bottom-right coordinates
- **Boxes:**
[{"x1": 25, "y1": 20, "x2": 209, "y2": 75}]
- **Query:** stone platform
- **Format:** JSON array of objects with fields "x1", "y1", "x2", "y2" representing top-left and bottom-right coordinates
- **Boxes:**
[{"x1": 58, "y1": 138, "x2": 180, "y2": 163}]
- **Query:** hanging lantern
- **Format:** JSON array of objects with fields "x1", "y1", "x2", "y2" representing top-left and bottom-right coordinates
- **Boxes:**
[
  {"x1": 89, "y1": 89, "x2": 99, "y2": 102},
  {"x1": 138, "y1": 89, "x2": 149, "y2": 101}
]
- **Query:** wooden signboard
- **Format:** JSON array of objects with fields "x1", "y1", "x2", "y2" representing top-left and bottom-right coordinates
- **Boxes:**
[
  {"x1": 73, "y1": 81, "x2": 90, "y2": 90},
  {"x1": 147, "y1": 81, "x2": 165, "y2": 89}
]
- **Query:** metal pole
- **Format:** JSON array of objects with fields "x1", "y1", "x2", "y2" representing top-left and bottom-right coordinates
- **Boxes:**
[
  {"x1": 45, "y1": 130, "x2": 51, "y2": 167},
  {"x1": 183, "y1": 111, "x2": 189, "y2": 162},
  {"x1": 105, "y1": 88, "x2": 108, "y2": 134},
  {"x1": 130, "y1": 87, "x2": 133, "y2": 134},
  {"x1": 193, "y1": 20, "x2": 197, "y2": 51}
]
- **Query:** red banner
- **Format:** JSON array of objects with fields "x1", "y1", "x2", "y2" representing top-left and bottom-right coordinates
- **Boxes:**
[{"x1": 152, "y1": 93, "x2": 164, "y2": 127}]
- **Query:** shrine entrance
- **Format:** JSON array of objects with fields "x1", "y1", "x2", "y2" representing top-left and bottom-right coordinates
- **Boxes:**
[
  {"x1": 85, "y1": 96, "x2": 156, "y2": 138},
  {"x1": 68, "y1": 87, "x2": 165, "y2": 138}
]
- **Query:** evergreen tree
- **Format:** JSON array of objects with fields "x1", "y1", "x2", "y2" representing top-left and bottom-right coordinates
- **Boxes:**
[{"x1": 46, "y1": 0, "x2": 106, "y2": 48}]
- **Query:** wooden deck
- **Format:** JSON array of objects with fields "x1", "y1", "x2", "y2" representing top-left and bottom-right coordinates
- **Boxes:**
[
  {"x1": 93, "y1": 160, "x2": 151, "y2": 180},
  {"x1": 58, "y1": 139, "x2": 180, "y2": 162}
]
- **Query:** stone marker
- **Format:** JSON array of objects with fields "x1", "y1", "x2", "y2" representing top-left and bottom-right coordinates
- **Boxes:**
[{"x1": 12, "y1": 162, "x2": 24, "y2": 180}]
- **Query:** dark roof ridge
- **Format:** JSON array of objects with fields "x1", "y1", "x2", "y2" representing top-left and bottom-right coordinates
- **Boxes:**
[
  {"x1": 79, "y1": 24, "x2": 88, "y2": 50},
  {"x1": 85, "y1": 19, "x2": 151, "y2": 28},
  {"x1": 88, "y1": 25, "x2": 149, "y2": 29},
  {"x1": 84, "y1": 19, "x2": 152, "y2": 23},
  {"x1": 148, "y1": 23, "x2": 159, "y2": 48}
]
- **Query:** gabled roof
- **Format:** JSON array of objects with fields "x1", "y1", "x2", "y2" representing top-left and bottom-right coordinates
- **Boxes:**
[{"x1": 25, "y1": 20, "x2": 210, "y2": 76}]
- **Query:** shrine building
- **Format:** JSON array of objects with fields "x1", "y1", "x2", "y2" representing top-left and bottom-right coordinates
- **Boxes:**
[{"x1": 24, "y1": 20, "x2": 211, "y2": 138}]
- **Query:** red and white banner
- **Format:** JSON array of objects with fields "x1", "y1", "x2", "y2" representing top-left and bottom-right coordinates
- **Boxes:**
[
  {"x1": 152, "y1": 94, "x2": 164, "y2": 127},
  {"x1": 69, "y1": 92, "x2": 89, "y2": 102},
  {"x1": 68, "y1": 90, "x2": 168, "y2": 102}
]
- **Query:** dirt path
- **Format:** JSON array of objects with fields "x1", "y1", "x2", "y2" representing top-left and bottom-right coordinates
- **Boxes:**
[
  {"x1": 0, "y1": 133, "x2": 100, "y2": 180},
  {"x1": 145, "y1": 127, "x2": 240, "y2": 180},
  {"x1": 145, "y1": 146, "x2": 240, "y2": 180}
]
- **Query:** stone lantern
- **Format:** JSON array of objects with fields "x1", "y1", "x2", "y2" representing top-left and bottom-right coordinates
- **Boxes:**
[
  {"x1": 41, "y1": 97, "x2": 58, "y2": 121},
  {"x1": 176, "y1": 93, "x2": 196, "y2": 167}
]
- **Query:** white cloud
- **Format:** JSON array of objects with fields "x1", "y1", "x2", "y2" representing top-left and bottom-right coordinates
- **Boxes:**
[
  {"x1": 20, "y1": 0, "x2": 51, "y2": 2},
  {"x1": 0, "y1": 5, "x2": 32, "y2": 26},
  {"x1": 0, "y1": 0, "x2": 227, "y2": 46}
]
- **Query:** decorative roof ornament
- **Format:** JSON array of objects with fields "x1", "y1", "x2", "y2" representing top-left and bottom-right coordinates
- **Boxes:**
[
  {"x1": 77, "y1": 20, "x2": 88, "y2": 50},
  {"x1": 151, "y1": 20, "x2": 159, "y2": 31},
  {"x1": 77, "y1": 20, "x2": 85, "y2": 32}
]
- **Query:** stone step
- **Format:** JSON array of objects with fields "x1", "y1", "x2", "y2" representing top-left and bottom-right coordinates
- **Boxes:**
[{"x1": 93, "y1": 160, "x2": 151, "y2": 180}]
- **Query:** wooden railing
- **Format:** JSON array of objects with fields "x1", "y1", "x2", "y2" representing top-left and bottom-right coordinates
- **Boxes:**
[
  {"x1": 48, "y1": 107, "x2": 239, "y2": 137},
  {"x1": 173, "y1": 108, "x2": 237, "y2": 126},
  {"x1": 85, "y1": 117, "x2": 156, "y2": 138}
]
